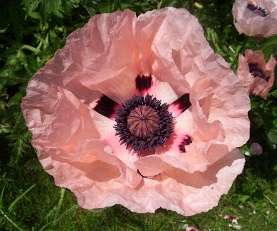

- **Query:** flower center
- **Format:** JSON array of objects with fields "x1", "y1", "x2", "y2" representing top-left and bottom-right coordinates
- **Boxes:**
[
  {"x1": 248, "y1": 62, "x2": 269, "y2": 81},
  {"x1": 127, "y1": 105, "x2": 159, "y2": 138},
  {"x1": 247, "y1": 3, "x2": 269, "y2": 17},
  {"x1": 114, "y1": 95, "x2": 173, "y2": 153}
]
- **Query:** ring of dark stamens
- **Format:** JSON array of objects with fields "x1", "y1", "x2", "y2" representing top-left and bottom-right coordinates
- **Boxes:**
[
  {"x1": 114, "y1": 95, "x2": 174, "y2": 153},
  {"x1": 248, "y1": 62, "x2": 270, "y2": 81},
  {"x1": 247, "y1": 3, "x2": 269, "y2": 17}
]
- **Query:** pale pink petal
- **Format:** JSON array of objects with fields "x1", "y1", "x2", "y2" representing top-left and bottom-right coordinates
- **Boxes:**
[
  {"x1": 190, "y1": 71, "x2": 250, "y2": 151},
  {"x1": 206, "y1": 97, "x2": 250, "y2": 151},
  {"x1": 65, "y1": 149, "x2": 244, "y2": 216},
  {"x1": 136, "y1": 7, "x2": 194, "y2": 93},
  {"x1": 90, "y1": 109, "x2": 139, "y2": 170},
  {"x1": 190, "y1": 98, "x2": 225, "y2": 143},
  {"x1": 159, "y1": 110, "x2": 211, "y2": 173},
  {"x1": 161, "y1": 144, "x2": 209, "y2": 173},
  {"x1": 147, "y1": 76, "x2": 178, "y2": 104},
  {"x1": 205, "y1": 144, "x2": 230, "y2": 164},
  {"x1": 48, "y1": 10, "x2": 139, "y2": 103},
  {"x1": 134, "y1": 155, "x2": 169, "y2": 177},
  {"x1": 233, "y1": 0, "x2": 277, "y2": 37},
  {"x1": 104, "y1": 134, "x2": 139, "y2": 171},
  {"x1": 77, "y1": 10, "x2": 138, "y2": 102},
  {"x1": 46, "y1": 159, "x2": 141, "y2": 207},
  {"x1": 22, "y1": 79, "x2": 99, "y2": 158}
]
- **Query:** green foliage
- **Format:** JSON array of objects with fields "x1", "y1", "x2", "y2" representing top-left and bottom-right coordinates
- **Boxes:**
[{"x1": 0, "y1": 0, "x2": 276, "y2": 230}]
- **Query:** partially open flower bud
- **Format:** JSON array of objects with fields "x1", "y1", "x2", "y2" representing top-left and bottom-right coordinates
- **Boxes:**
[{"x1": 250, "y1": 142, "x2": 263, "y2": 155}]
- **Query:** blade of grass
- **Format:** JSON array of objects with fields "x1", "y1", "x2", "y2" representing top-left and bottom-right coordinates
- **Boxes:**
[
  {"x1": 261, "y1": 36, "x2": 277, "y2": 51},
  {"x1": 39, "y1": 204, "x2": 78, "y2": 231},
  {"x1": 54, "y1": 188, "x2": 65, "y2": 221},
  {"x1": 44, "y1": 188, "x2": 66, "y2": 222},
  {"x1": 264, "y1": 195, "x2": 277, "y2": 210},
  {"x1": 8, "y1": 184, "x2": 36, "y2": 212},
  {"x1": 0, "y1": 208, "x2": 24, "y2": 231},
  {"x1": 0, "y1": 184, "x2": 6, "y2": 208}
]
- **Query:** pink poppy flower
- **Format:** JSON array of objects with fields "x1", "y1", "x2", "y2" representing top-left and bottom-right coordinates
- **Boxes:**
[
  {"x1": 232, "y1": 0, "x2": 277, "y2": 37},
  {"x1": 237, "y1": 49, "x2": 276, "y2": 98},
  {"x1": 21, "y1": 7, "x2": 250, "y2": 216}
]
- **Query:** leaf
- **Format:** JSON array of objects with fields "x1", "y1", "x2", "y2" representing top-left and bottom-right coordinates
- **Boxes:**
[
  {"x1": 237, "y1": 195, "x2": 250, "y2": 203},
  {"x1": 270, "y1": 90, "x2": 277, "y2": 98},
  {"x1": 261, "y1": 35, "x2": 277, "y2": 58},
  {"x1": 267, "y1": 128, "x2": 277, "y2": 144}
]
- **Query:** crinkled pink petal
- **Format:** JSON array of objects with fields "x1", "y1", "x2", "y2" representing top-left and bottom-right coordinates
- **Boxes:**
[
  {"x1": 147, "y1": 76, "x2": 178, "y2": 104},
  {"x1": 160, "y1": 110, "x2": 210, "y2": 173},
  {"x1": 134, "y1": 155, "x2": 169, "y2": 177},
  {"x1": 90, "y1": 109, "x2": 140, "y2": 170},
  {"x1": 55, "y1": 149, "x2": 244, "y2": 216},
  {"x1": 54, "y1": 10, "x2": 139, "y2": 103},
  {"x1": 22, "y1": 74, "x2": 142, "y2": 189},
  {"x1": 136, "y1": 7, "x2": 193, "y2": 95},
  {"x1": 232, "y1": 0, "x2": 277, "y2": 37},
  {"x1": 22, "y1": 7, "x2": 250, "y2": 216},
  {"x1": 237, "y1": 49, "x2": 276, "y2": 98},
  {"x1": 190, "y1": 70, "x2": 250, "y2": 151}
]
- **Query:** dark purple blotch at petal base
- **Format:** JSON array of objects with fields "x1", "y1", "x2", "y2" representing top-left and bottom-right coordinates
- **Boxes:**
[
  {"x1": 136, "y1": 74, "x2": 152, "y2": 91},
  {"x1": 247, "y1": 3, "x2": 269, "y2": 17},
  {"x1": 179, "y1": 135, "x2": 192, "y2": 153},
  {"x1": 171, "y1": 93, "x2": 191, "y2": 113},
  {"x1": 94, "y1": 95, "x2": 118, "y2": 118}
]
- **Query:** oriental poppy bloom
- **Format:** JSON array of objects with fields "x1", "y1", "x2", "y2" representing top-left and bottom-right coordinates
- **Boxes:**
[
  {"x1": 232, "y1": 0, "x2": 277, "y2": 37},
  {"x1": 22, "y1": 7, "x2": 250, "y2": 216},
  {"x1": 237, "y1": 49, "x2": 276, "y2": 98}
]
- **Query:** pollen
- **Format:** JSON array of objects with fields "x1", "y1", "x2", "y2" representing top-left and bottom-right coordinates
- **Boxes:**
[{"x1": 127, "y1": 105, "x2": 160, "y2": 138}]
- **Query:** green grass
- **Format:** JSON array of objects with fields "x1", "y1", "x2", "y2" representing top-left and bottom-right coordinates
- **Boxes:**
[{"x1": 0, "y1": 0, "x2": 277, "y2": 230}]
